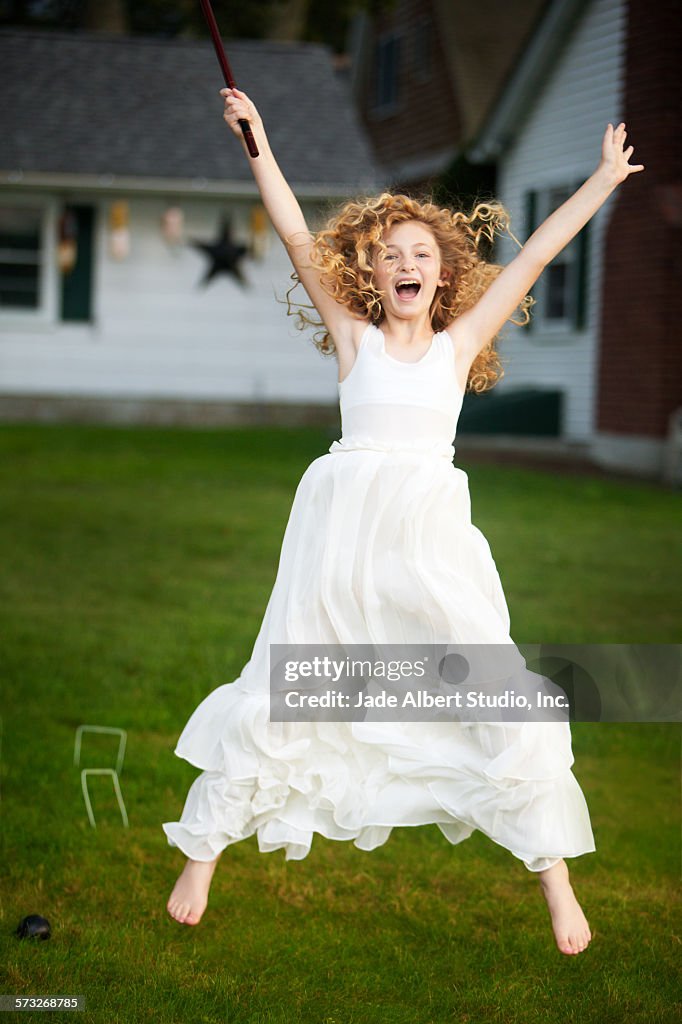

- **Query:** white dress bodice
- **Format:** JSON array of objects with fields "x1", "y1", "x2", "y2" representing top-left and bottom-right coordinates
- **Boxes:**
[{"x1": 329, "y1": 323, "x2": 464, "y2": 461}]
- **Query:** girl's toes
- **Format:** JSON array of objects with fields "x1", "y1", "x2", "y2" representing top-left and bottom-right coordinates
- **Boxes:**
[{"x1": 168, "y1": 899, "x2": 188, "y2": 922}]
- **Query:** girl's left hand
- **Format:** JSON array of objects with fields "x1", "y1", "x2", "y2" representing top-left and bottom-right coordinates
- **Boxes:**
[{"x1": 598, "y1": 122, "x2": 645, "y2": 185}]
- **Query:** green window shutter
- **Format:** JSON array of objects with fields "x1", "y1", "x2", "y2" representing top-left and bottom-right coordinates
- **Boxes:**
[
  {"x1": 60, "y1": 204, "x2": 95, "y2": 322},
  {"x1": 574, "y1": 218, "x2": 590, "y2": 331},
  {"x1": 524, "y1": 189, "x2": 537, "y2": 331}
]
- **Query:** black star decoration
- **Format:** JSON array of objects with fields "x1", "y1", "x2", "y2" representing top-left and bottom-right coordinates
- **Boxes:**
[{"x1": 190, "y1": 216, "x2": 250, "y2": 288}]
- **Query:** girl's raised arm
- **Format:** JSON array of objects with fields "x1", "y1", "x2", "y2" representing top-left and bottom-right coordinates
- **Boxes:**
[
  {"x1": 221, "y1": 88, "x2": 359, "y2": 349},
  {"x1": 451, "y1": 123, "x2": 645, "y2": 359}
]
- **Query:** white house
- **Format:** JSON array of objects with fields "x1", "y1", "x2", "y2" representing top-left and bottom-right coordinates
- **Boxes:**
[
  {"x1": 0, "y1": 29, "x2": 383, "y2": 424},
  {"x1": 468, "y1": 0, "x2": 624, "y2": 444},
  {"x1": 467, "y1": 0, "x2": 681, "y2": 479}
]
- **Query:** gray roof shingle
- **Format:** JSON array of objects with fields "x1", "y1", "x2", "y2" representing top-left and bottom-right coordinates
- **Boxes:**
[{"x1": 0, "y1": 28, "x2": 383, "y2": 192}]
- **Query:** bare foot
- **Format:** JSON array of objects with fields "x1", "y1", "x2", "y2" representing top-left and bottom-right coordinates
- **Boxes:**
[
  {"x1": 538, "y1": 858, "x2": 592, "y2": 955},
  {"x1": 167, "y1": 856, "x2": 220, "y2": 926}
]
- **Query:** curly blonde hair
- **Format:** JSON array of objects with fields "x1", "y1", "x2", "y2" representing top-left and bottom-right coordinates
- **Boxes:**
[{"x1": 283, "y1": 191, "x2": 534, "y2": 393}]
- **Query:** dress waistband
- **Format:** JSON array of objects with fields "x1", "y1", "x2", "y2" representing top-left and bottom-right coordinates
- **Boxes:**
[{"x1": 329, "y1": 436, "x2": 456, "y2": 461}]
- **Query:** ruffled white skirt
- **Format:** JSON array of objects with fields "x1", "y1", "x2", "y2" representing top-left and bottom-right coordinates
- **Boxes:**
[{"x1": 163, "y1": 449, "x2": 596, "y2": 871}]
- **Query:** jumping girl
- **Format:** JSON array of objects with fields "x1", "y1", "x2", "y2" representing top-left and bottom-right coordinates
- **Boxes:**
[{"x1": 164, "y1": 86, "x2": 643, "y2": 955}]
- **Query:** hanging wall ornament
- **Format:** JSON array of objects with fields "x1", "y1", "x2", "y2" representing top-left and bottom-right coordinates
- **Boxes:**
[
  {"x1": 109, "y1": 200, "x2": 130, "y2": 260},
  {"x1": 249, "y1": 204, "x2": 269, "y2": 261},
  {"x1": 57, "y1": 206, "x2": 78, "y2": 275},
  {"x1": 161, "y1": 206, "x2": 184, "y2": 247},
  {"x1": 190, "y1": 215, "x2": 249, "y2": 288}
]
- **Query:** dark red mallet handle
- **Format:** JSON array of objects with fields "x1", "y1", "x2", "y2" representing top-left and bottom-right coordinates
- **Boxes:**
[{"x1": 199, "y1": 0, "x2": 259, "y2": 158}]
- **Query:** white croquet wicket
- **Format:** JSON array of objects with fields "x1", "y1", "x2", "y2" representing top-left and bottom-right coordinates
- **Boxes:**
[{"x1": 73, "y1": 725, "x2": 129, "y2": 828}]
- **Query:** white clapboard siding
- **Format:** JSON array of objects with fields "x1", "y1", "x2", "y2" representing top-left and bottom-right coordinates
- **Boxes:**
[
  {"x1": 494, "y1": 0, "x2": 626, "y2": 441},
  {"x1": 0, "y1": 195, "x2": 339, "y2": 404}
]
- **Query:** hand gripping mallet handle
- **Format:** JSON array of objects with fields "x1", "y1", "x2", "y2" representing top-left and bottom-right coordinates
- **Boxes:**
[{"x1": 199, "y1": 0, "x2": 259, "y2": 158}]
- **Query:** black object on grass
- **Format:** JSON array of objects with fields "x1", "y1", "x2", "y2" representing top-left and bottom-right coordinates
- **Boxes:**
[{"x1": 16, "y1": 914, "x2": 51, "y2": 940}]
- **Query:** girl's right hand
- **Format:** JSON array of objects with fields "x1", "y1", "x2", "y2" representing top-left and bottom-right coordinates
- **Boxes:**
[{"x1": 219, "y1": 87, "x2": 263, "y2": 142}]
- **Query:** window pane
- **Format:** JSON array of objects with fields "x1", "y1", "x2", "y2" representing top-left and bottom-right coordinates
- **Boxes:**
[
  {"x1": 0, "y1": 205, "x2": 42, "y2": 309},
  {"x1": 546, "y1": 263, "x2": 568, "y2": 319},
  {"x1": 375, "y1": 34, "x2": 401, "y2": 108}
]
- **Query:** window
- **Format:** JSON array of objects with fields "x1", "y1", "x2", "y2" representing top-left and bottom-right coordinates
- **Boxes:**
[
  {"x1": 0, "y1": 198, "x2": 96, "y2": 326},
  {"x1": 412, "y1": 16, "x2": 433, "y2": 84},
  {"x1": 543, "y1": 186, "x2": 577, "y2": 322},
  {"x1": 373, "y1": 31, "x2": 403, "y2": 115},
  {"x1": 524, "y1": 184, "x2": 590, "y2": 332},
  {"x1": 0, "y1": 204, "x2": 43, "y2": 310}
]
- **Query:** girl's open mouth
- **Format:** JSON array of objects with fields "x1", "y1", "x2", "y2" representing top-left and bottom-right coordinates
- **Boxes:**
[{"x1": 394, "y1": 281, "x2": 422, "y2": 301}]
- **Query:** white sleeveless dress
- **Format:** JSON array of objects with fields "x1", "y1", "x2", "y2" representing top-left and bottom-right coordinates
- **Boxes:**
[{"x1": 162, "y1": 323, "x2": 596, "y2": 871}]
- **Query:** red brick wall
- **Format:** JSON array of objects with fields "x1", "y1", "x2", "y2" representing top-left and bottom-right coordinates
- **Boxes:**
[
  {"x1": 358, "y1": 0, "x2": 462, "y2": 178},
  {"x1": 596, "y1": 0, "x2": 682, "y2": 438}
]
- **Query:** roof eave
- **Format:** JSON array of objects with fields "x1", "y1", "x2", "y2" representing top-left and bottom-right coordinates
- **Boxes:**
[
  {"x1": 379, "y1": 144, "x2": 461, "y2": 187},
  {"x1": 0, "y1": 169, "x2": 382, "y2": 201}
]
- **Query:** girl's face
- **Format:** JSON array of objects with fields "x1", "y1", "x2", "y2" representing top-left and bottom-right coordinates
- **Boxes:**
[{"x1": 372, "y1": 220, "x2": 450, "y2": 322}]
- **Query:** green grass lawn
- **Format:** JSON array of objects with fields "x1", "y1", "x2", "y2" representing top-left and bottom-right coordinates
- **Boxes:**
[{"x1": 0, "y1": 423, "x2": 680, "y2": 1024}]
